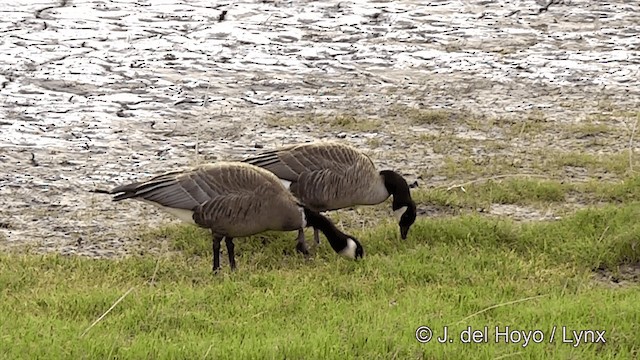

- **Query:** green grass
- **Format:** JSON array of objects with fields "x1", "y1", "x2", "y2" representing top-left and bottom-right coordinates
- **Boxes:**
[
  {"x1": 2, "y1": 202, "x2": 640, "y2": 359},
  {"x1": 265, "y1": 113, "x2": 381, "y2": 132},
  {"x1": 412, "y1": 176, "x2": 640, "y2": 215}
]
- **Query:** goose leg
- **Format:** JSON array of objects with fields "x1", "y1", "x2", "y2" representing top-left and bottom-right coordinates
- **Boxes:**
[
  {"x1": 212, "y1": 234, "x2": 223, "y2": 273},
  {"x1": 225, "y1": 237, "x2": 236, "y2": 271},
  {"x1": 295, "y1": 228, "x2": 310, "y2": 256},
  {"x1": 313, "y1": 228, "x2": 321, "y2": 245}
]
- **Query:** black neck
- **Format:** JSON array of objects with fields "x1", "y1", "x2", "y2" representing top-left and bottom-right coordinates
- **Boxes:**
[
  {"x1": 380, "y1": 170, "x2": 412, "y2": 208},
  {"x1": 303, "y1": 208, "x2": 349, "y2": 253}
]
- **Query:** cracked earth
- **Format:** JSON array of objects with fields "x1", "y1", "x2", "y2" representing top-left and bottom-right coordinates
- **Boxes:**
[{"x1": 1, "y1": 0, "x2": 639, "y2": 257}]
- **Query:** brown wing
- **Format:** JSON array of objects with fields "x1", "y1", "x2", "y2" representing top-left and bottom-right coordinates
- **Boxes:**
[
  {"x1": 192, "y1": 193, "x2": 275, "y2": 235},
  {"x1": 242, "y1": 141, "x2": 376, "y2": 180},
  {"x1": 243, "y1": 142, "x2": 381, "y2": 211},
  {"x1": 108, "y1": 162, "x2": 284, "y2": 211},
  {"x1": 290, "y1": 169, "x2": 356, "y2": 210}
]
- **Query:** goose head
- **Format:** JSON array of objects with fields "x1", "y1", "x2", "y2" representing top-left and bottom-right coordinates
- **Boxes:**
[
  {"x1": 338, "y1": 235, "x2": 365, "y2": 259},
  {"x1": 381, "y1": 170, "x2": 417, "y2": 240},
  {"x1": 303, "y1": 207, "x2": 364, "y2": 260},
  {"x1": 393, "y1": 200, "x2": 417, "y2": 240}
]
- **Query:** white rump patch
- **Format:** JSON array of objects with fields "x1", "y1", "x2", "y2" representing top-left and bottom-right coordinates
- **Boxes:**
[
  {"x1": 393, "y1": 206, "x2": 408, "y2": 222},
  {"x1": 142, "y1": 200, "x2": 196, "y2": 224},
  {"x1": 339, "y1": 238, "x2": 358, "y2": 259},
  {"x1": 280, "y1": 179, "x2": 292, "y2": 189}
]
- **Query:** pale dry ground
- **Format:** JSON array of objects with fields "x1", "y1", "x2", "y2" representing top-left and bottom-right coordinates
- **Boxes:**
[{"x1": 0, "y1": 0, "x2": 639, "y2": 256}]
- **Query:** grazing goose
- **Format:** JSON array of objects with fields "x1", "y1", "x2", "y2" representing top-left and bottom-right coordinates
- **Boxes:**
[
  {"x1": 100, "y1": 162, "x2": 364, "y2": 272},
  {"x1": 242, "y1": 141, "x2": 417, "y2": 252}
]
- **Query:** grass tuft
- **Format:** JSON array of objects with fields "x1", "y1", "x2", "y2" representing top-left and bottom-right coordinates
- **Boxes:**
[{"x1": 408, "y1": 108, "x2": 452, "y2": 125}]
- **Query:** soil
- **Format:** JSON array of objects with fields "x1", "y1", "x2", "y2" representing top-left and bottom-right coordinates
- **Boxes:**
[{"x1": 1, "y1": 0, "x2": 639, "y2": 259}]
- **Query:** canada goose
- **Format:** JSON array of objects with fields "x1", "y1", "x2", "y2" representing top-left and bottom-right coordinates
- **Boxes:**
[
  {"x1": 98, "y1": 162, "x2": 364, "y2": 272},
  {"x1": 242, "y1": 141, "x2": 417, "y2": 252}
]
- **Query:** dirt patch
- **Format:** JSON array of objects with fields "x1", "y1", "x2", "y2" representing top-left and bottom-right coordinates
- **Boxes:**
[
  {"x1": 593, "y1": 263, "x2": 640, "y2": 287},
  {"x1": 487, "y1": 203, "x2": 561, "y2": 221},
  {"x1": 1, "y1": 0, "x2": 639, "y2": 257}
]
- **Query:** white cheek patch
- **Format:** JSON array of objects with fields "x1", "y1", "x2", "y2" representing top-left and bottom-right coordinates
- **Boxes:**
[
  {"x1": 339, "y1": 238, "x2": 358, "y2": 259},
  {"x1": 280, "y1": 179, "x2": 292, "y2": 190},
  {"x1": 393, "y1": 206, "x2": 408, "y2": 222}
]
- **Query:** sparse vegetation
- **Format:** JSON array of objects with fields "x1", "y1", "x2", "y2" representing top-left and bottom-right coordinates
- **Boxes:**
[
  {"x1": 412, "y1": 175, "x2": 640, "y2": 214},
  {"x1": 265, "y1": 113, "x2": 381, "y2": 132},
  {"x1": 550, "y1": 152, "x2": 636, "y2": 177},
  {"x1": 564, "y1": 121, "x2": 615, "y2": 139},
  {"x1": 407, "y1": 108, "x2": 452, "y2": 125},
  {"x1": 365, "y1": 137, "x2": 383, "y2": 148}
]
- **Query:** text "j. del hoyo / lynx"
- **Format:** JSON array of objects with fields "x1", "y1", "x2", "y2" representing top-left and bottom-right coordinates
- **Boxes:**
[{"x1": 439, "y1": 325, "x2": 606, "y2": 347}]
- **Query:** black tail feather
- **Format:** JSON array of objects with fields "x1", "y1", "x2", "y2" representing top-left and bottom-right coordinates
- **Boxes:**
[
  {"x1": 242, "y1": 152, "x2": 282, "y2": 168},
  {"x1": 89, "y1": 188, "x2": 111, "y2": 194},
  {"x1": 88, "y1": 187, "x2": 134, "y2": 202}
]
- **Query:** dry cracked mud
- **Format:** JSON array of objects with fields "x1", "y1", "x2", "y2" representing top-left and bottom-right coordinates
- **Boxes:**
[{"x1": 1, "y1": 0, "x2": 639, "y2": 258}]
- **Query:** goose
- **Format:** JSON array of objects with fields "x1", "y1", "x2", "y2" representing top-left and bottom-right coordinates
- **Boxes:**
[
  {"x1": 98, "y1": 162, "x2": 364, "y2": 272},
  {"x1": 242, "y1": 141, "x2": 417, "y2": 253}
]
